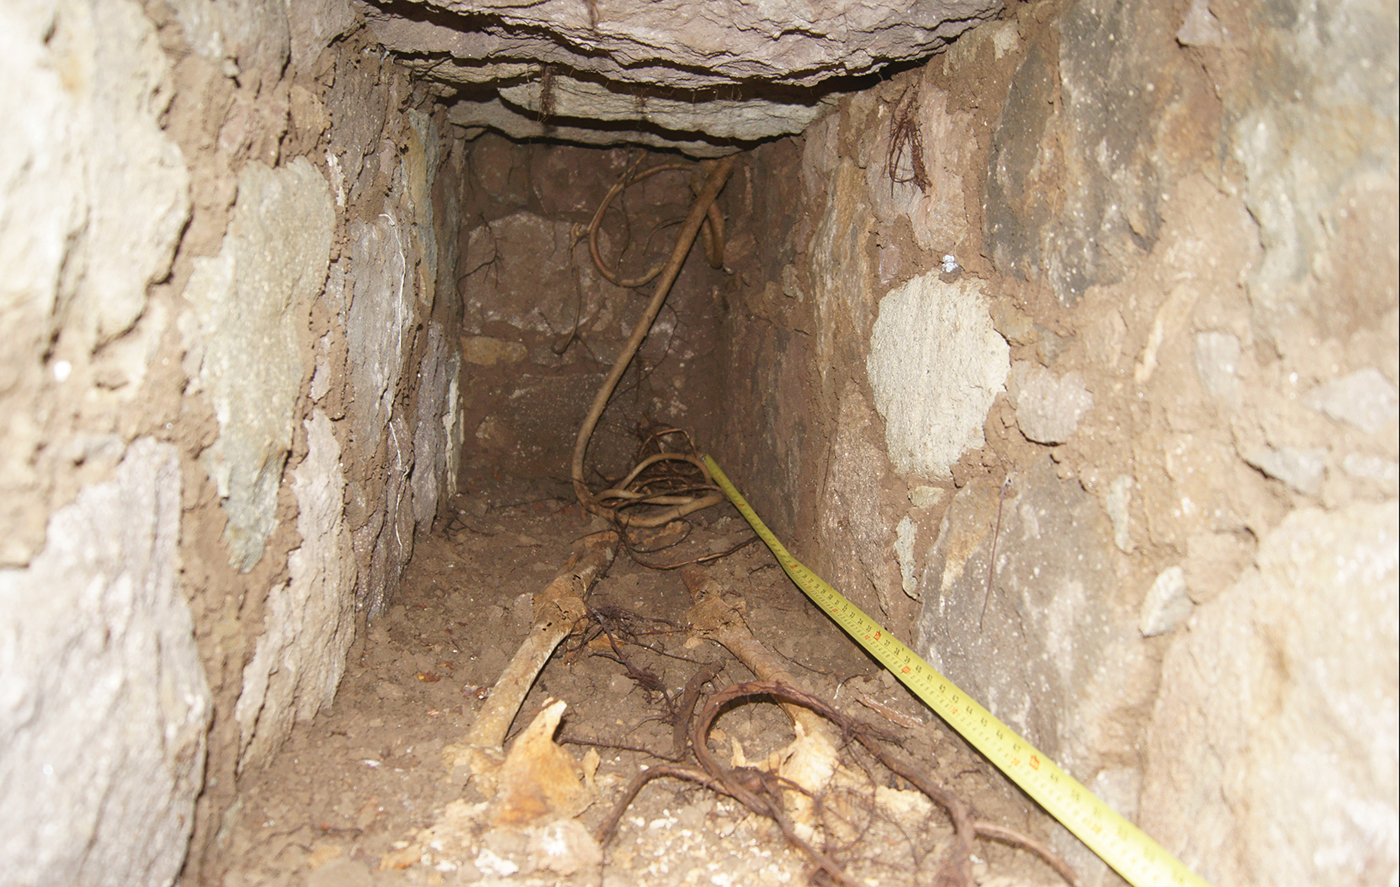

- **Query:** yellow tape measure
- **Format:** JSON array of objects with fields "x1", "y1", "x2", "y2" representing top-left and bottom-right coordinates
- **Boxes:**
[{"x1": 703, "y1": 456, "x2": 1210, "y2": 887}]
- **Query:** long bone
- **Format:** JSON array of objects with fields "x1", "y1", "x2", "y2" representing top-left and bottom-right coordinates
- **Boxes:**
[
  {"x1": 443, "y1": 530, "x2": 618, "y2": 797},
  {"x1": 679, "y1": 564, "x2": 842, "y2": 826}
]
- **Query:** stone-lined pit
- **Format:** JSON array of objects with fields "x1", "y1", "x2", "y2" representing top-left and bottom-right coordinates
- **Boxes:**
[{"x1": 1, "y1": 2, "x2": 1395, "y2": 887}]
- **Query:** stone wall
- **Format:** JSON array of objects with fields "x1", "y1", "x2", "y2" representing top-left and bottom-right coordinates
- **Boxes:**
[
  {"x1": 0, "y1": 1, "x2": 462, "y2": 883},
  {"x1": 450, "y1": 135, "x2": 731, "y2": 493},
  {"x1": 717, "y1": 2, "x2": 1398, "y2": 885},
  {"x1": 1, "y1": 1, "x2": 1395, "y2": 885}
]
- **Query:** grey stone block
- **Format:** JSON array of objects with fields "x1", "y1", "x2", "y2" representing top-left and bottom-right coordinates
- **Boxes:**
[
  {"x1": 235, "y1": 411, "x2": 357, "y2": 768},
  {"x1": 185, "y1": 158, "x2": 335, "y2": 572},
  {"x1": 1142, "y1": 502, "x2": 1399, "y2": 887},
  {"x1": 0, "y1": 439, "x2": 210, "y2": 887}
]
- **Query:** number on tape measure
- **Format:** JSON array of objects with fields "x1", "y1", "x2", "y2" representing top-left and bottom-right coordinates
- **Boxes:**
[{"x1": 702, "y1": 455, "x2": 1211, "y2": 887}]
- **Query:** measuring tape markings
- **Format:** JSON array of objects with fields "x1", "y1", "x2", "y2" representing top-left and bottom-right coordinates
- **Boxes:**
[{"x1": 702, "y1": 455, "x2": 1209, "y2": 887}]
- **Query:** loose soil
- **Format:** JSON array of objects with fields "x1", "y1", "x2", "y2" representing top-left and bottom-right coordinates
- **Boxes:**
[{"x1": 217, "y1": 480, "x2": 1073, "y2": 887}]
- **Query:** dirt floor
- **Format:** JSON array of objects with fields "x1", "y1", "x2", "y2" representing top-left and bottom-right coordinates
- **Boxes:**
[{"x1": 216, "y1": 477, "x2": 1077, "y2": 887}]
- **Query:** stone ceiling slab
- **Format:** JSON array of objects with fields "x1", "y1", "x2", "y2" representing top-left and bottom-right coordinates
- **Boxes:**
[{"x1": 359, "y1": 0, "x2": 1003, "y2": 152}]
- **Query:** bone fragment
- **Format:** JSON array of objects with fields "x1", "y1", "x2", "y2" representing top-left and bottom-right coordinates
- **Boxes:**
[
  {"x1": 443, "y1": 530, "x2": 618, "y2": 791},
  {"x1": 680, "y1": 565, "x2": 841, "y2": 825}
]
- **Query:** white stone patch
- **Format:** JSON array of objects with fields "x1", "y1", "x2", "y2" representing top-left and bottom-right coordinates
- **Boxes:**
[
  {"x1": 1310, "y1": 368, "x2": 1398, "y2": 435},
  {"x1": 1011, "y1": 361, "x2": 1094, "y2": 445},
  {"x1": 528, "y1": 818, "x2": 602, "y2": 876},
  {"x1": 0, "y1": 439, "x2": 209, "y2": 887},
  {"x1": 235, "y1": 411, "x2": 356, "y2": 768},
  {"x1": 1105, "y1": 474, "x2": 1135, "y2": 553},
  {"x1": 475, "y1": 848, "x2": 519, "y2": 877},
  {"x1": 1043, "y1": 578, "x2": 1086, "y2": 686},
  {"x1": 1193, "y1": 331, "x2": 1241, "y2": 407},
  {"x1": 866, "y1": 275, "x2": 1009, "y2": 478},
  {"x1": 1343, "y1": 454, "x2": 1400, "y2": 485},
  {"x1": 1139, "y1": 566, "x2": 1192, "y2": 637},
  {"x1": 908, "y1": 484, "x2": 947, "y2": 510},
  {"x1": 1241, "y1": 444, "x2": 1328, "y2": 496},
  {"x1": 894, "y1": 516, "x2": 919, "y2": 599}
]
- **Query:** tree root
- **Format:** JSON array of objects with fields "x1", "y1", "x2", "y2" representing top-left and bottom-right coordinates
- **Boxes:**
[
  {"x1": 679, "y1": 564, "x2": 845, "y2": 802},
  {"x1": 593, "y1": 677, "x2": 1081, "y2": 887},
  {"x1": 701, "y1": 682, "x2": 1083, "y2": 887},
  {"x1": 585, "y1": 160, "x2": 727, "y2": 288},
  {"x1": 570, "y1": 157, "x2": 735, "y2": 528},
  {"x1": 590, "y1": 562, "x2": 1083, "y2": 886}
]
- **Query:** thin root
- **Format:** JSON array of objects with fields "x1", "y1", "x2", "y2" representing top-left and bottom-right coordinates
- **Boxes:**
[{"x1": 571, "y1": 158, "x2": 736, "y2": 528}]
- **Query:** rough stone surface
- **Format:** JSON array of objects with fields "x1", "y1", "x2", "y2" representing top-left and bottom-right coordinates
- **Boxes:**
[
  {"x1": 716, "y1": 4, "x2": 1398, "y2": 884},
  {"x1": 288, "y1": 0, "x2": 362, "y2": 69},
  {"x1": 366, "y1": 0, "x2": 1001, "y2": 153},
  {"x1": 4, "y1": 2, "x2": 463, "y2": 882},
  {"x1": 460, "y1": 212, "x2": 627, "y2": 349},
  {"x1": 1011, "y1": 361, "x2": 1094, "y2": 445},
  {"x1": 1181, "y1": 531, "x2": 1253, "y2": 606},
  {"x1": 169, "y1": 0, "x2": 291, "y2": 88},
  {"x1": 344, "y1": 214, "x2": 413, "y2": 470},
  {"x1": 325, "y1": 49, "x2": 394, "y2": 205},
  {"x1": 497, "y1": 74, "x2": 842, "y2": 142},
  {"x1": 0, "y1": 439, "x2": 210, "y2": 887},
  {"x1": 1192, "y1": 331, "x2": 1241, "y2": 407},
  {"x1": 703, "y1": 3, "x2": 1397, "y2": 885},
  {"x1": 1229, "y1": 1, "x2": 1399, "y2": 350},
  {"x1": 1240, "y1": 444, "x2": 1329, "y2": 497},
  {"x1": 449, "y1": 99, "x2": 735, "y2": 157},
  {"x1": 411, "y1": 323, "x2": 460, "y2": 534},
  {"x1": 449, "y1": 140, "x2": 727, "y2": 491},
  {"x1": 1138, "y1": 565, "x2": 1191, "y2": 638},
  {"x1": 1343, "y1": 453, "x2": 1400, "y2": 491},
  {"x1": 1, "y1": 1, "x2": 1393, "y2": 885},
  {"x1": 406, "y1": 109, "x2": 442, "y2": 309},
  {"x1": 895, "y1": 516, "x2": 918, "y2": 597},
  {"x1": 185, "y1": 158, "x2": 335, "y2": 572},
  {"x1": 867, "y1": 274, "x2": 1009, "y2": 478},
  {"x1": 858, "y1": 29, "x2": 1006, "y2": 258},
  {"x1": 813, "y1": 160, "x2": 878, "y2": 404},
  {"x1": 353, "y1": 413, "x2": 417, "y2": 619},
  {"x1": 1310, "y1": 368, "x2": 1398, "y2": 435},
  {"x1": 1141, "y1": 502, "x2": 1399, "y2": 887},
  {"x1": 910, "y1": 461, "x2": 1161, "y2": 883},
  {"x1": 235, "y1": 412, "x2": 357, "y2": 768},
  {"x1": 60, "y1": 1, "x2": 192, "y2": 347},
  {"x1": 818, "y1": 386, "x2": 910, "y2": 621},
  {"x1": 1104, "y1": 474, "x2": 1135, "y2": 553},
  {"x1": 914, "y1": 461, "x2": 1152, "y2": 772},
  {"x1": 0, "y1": 0, "x2": 190, "y2": 565},
  {"x1": 986, "y1": 2, "x2": 1214, "y2": 304},
  {"x1": 378, "y1": 0, "x2": 999, "y2": 88}
]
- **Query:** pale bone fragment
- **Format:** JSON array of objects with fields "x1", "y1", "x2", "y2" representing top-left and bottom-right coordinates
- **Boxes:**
[
  {"x1": 442, "y1": 530, "x2": 618, "y2": 801},
  {"x1": 679, "y1": 565, "x2": 842, "y2": 830},
  {"x1": 489, "y1": 699, "x2": 598, "y2": 827}
]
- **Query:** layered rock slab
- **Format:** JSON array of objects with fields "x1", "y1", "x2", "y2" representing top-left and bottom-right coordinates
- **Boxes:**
[{"x1": 364, "y1": 0, "x2": 1003, "y2": 151}]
